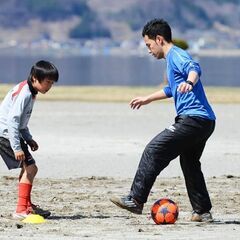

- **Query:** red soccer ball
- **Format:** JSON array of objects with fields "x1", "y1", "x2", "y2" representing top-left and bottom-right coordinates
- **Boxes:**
[{"x1": 151, "y1": 198, "x2": 179, "y2": 224}]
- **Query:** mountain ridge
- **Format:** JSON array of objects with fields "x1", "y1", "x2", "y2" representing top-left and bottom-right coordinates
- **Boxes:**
[{"x1": 0, "y1": 0, "x2": 239, "y2": 49}]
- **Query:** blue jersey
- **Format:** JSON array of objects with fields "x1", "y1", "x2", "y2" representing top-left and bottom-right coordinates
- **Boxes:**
[{"x1": 163, "y1": 46, "x2": 216, "y2": 120}]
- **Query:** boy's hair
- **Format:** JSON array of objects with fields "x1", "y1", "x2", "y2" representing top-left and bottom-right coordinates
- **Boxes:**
[
  {"x1": 28, "y1": 60, "x2": 59, "y2": 83},
  {"x1": 142, "y1": 18, "x2": 172, "y2": 43}
]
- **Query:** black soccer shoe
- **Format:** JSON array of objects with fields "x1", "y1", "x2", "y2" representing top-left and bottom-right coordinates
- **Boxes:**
[
  {"x1": 29, "y1": 204, "x2": 51, "y2": 218},
  {"x1": 110, "y1": 195, "x2": 143, "y2": 215}
]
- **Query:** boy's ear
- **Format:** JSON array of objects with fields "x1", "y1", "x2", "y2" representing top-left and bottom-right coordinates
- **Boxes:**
[{"x1": 32, "y1": 76, "x2": 37, "y2": 82}]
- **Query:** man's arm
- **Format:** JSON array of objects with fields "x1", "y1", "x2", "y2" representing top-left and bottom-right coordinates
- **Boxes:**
[
  {"x1": 177, "y1": 70, "x2": 199, "y2": 93},
  {"x1": 130, "y1": 89, "x2": 168, "y2": 109}
]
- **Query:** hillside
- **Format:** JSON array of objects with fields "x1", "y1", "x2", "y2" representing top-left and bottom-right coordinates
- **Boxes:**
[{"x1": 0, "y1": 0, "x2": 239, "y2": 49}]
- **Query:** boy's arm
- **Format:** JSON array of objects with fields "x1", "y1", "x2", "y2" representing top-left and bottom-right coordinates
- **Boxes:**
[
  {"x1": 7, "y1": 95, "x2": 31, "y2": 153},
  {"x1": 20, "y1": 127, "x2": 33, "y2": 142},
  {"x1": 26, "y1": 139, "x2": 39, "y2": 151},
  {"x1": 130, "y1": 89, "x2": 168, "y2": 109}
]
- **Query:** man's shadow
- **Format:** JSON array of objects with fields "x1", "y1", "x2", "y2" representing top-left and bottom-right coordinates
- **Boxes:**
[{"x1": 48, "y1": 214, "x2": 129, "y2": 220}]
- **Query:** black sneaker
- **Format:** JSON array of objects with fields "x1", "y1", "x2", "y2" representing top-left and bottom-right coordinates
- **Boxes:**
[
  {"x1": 110, "y1": 195, "x2": 143, "y2": 214},
  {"x1": 191, "y1": 211, "x2": 213, "y2": 222},
  {"x1": 28, "y1": 204, "x2": 51, "y2": 218}
]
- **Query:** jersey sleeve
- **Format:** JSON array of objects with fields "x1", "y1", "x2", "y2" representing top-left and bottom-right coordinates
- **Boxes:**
[
  {"x1": 172, "y1": 52, "x2": 202, "y2": 78},
  {"x1": 183, "y1": 61, "x2": 202, "y2": 77},
  {"x1": 163, "y1": 86, "x2": 172, "y2": 98}
]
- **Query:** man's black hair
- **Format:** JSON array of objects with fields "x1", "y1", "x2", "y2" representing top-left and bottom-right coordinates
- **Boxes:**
[{"x1": 142, "y1": 18, "x2": 172, "y2": 42}]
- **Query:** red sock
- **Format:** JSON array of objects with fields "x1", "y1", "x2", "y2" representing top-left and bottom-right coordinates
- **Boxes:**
[{"x1": 16, "y1": 183, "x2": 32, "y2": 213}]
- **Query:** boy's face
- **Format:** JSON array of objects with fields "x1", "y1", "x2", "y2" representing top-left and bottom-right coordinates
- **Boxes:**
[
  {"x1": 144, "y1": 35, "x2": 164, "y2": 59},
  {"x1": 32, "y1": 77, "x2": 54, "y2": 94}
]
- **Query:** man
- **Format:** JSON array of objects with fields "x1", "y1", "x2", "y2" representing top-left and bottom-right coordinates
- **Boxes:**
[{"x1": 110, "y1": 19, "x2": 216, "y2": 222}]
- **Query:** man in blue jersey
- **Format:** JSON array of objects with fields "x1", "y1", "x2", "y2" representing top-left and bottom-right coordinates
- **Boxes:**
[{"x1": 110, "y1": 19, "x2": 216, "y2": 222}]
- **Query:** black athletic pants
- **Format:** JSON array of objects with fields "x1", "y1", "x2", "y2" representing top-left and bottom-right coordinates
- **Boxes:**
[{"x1": 130, "y1": 115, "x2": 215, "y2": 214}]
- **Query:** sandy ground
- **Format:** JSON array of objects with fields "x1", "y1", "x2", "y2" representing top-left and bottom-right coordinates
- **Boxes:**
[{"x1": 0, "y1": 101, "x2": 240, "y2": 239}]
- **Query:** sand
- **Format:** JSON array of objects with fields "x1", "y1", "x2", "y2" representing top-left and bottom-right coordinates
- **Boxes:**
[{"x1": 0, "y1": 101, "x2": 240, "y2": 239}]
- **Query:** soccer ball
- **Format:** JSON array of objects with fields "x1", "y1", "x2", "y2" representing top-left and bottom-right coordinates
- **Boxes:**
[{"x1": 151, "y1": 198, "x2": 179, "y2": 224}]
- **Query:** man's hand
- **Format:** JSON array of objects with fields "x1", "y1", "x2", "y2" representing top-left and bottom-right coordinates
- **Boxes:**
[
  {"x1": 178, "y1": 71, "x2": 198, "y2": 93},
  {"x1": 130, "y1": 96, "x2": 150, "y2": 109},
  {"x1": 130, "y1": 90, "x2": 167, "y2": 109},
  {"x1": 177, "y1": 81, "x2": 193, "y2": 93},
  {"x1": 15, "y1": 150, "x2": 25, "y2": 161},
  {"x1": 27, "y1": 139, "x2": 39, "y2": 151}
]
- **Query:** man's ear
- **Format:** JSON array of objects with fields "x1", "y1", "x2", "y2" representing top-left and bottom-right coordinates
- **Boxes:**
[{"x1": 155, "y1": 35, "x2": 163, "y2": 46}]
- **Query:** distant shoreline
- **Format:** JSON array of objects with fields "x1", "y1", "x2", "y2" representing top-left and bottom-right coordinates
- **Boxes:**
[
  {"x1": 192, "y1": 49, "x2": 240, "y2": 57},
  {"x1": 0, "y1": 46, "x2": 240, "y2": 57},
  {"x1": 1, "y1": 84, "x2": 240, "y2": 103}
]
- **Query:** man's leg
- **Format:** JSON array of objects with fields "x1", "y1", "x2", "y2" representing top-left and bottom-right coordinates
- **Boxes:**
[
  {"x1": 130, "y1": 129, "x2": 181, "y2": 203},
  {"x1": 110, "y1": 127, "x2": 182, "y2": 214},
  {"x1": 179, "y1": 118, "x2": 215, "y2": 222},
  {"x1": 110, "y1": 116, "x2": 214, "y2": 214},
  {"x1": 180, "y1": 142, "x2": 212, "y2": 214}
]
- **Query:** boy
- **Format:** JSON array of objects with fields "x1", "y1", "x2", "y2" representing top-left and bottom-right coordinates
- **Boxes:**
[
  {"x1": 0, "y1": 60, "x2": 59, "y2": 219},
  {"x1": 110, "y1": 19, "x2": 216, "y2": 222}
]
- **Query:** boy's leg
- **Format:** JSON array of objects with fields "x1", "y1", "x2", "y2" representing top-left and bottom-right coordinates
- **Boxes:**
[
  {"x1": 19, "y1": 168, "x2": 24, "y2": 182},
  {"x1": 16, "y1": 182, "x2": 32, "y2": 213},
  {"x1": 18, "y1": 163, "x2": 51, "y2": 218},
  {"x1": 17, "y1": 163, "x2": 37, "y2": 213},
  {"x1": 19, "y1": 163, "x2": 38, "y2": 184},
  {"x1": 19, "y1": 139, "x2": 37, "y2": 209},
  {"x1": 0, "y1": 137, "x2": 46, "y2": 217}
]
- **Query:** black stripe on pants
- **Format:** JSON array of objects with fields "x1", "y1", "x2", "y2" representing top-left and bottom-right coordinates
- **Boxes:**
[{"x1": 130, "y1": 115, "x2": 215, "y2": 213}]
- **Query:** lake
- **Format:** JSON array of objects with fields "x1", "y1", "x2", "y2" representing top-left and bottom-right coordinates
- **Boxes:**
[{"x1": 0, "y1": 54, "x2": 239, "y2": 86}]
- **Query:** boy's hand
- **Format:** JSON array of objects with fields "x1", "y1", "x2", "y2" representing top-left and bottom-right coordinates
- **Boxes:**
[
  {"x1": 15, "y1": 150, "x2": 25, "y2": 161},
  {"x1": 27, "y1": 139, "x2": 39, "y2": 151}
]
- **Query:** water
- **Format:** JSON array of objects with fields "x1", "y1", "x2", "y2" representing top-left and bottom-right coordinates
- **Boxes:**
[
  {"x1": 0, "y1": 54, "x2": 239, "y2": 86},
  {"x1": 200, "y1": 56, "x2": 239, "y2": 86}
]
